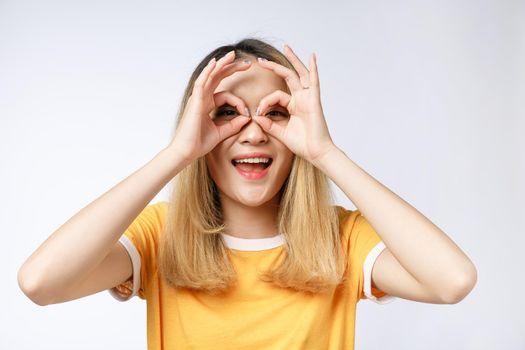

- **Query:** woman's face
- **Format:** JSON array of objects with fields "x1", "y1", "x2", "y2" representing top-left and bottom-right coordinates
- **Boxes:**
[{"x1": 205, "y1": 56, "x2": 295, "y2": 208}]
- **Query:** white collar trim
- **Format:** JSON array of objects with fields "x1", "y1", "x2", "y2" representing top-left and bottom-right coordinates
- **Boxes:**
[{"x1": 221, "y1": 233, "x2": 285, "y2": 251}]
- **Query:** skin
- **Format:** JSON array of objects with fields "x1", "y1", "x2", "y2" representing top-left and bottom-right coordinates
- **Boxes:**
[
  {"x1": 253, "y1": 45, "x2": 477, "y2": 303},
  {"x1": 17, "y1": 44, "x2": 477, "y2": 307},
  {"x1": 205, "y1": 59, "x2": 295, "y2": 238},
  {"x1": 199, "y1": 45, "x2": 477, "y2": 303},
  {"x1": 199, "y1": 50, "x2": 336, "y2": 240}
]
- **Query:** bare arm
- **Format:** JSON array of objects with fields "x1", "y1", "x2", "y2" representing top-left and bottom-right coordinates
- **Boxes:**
[
  {"x1": 17, "y1": 52, "x2": 253, "y2": 306},
  {"x1": 17, "y1": 147, "x2": 188, "y2": 305},
  {"x1": 313, "y1": 146, "x2": 477, "y2": 304},
  {"x1": 251, "y1": 46, "x2": 477, "y2": 304}
]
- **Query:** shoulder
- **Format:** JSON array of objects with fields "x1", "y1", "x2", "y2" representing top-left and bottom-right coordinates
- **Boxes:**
[
  {"x1": 141, "y1": 201, "x2": 169, "y2": 224},
  {"x1": 153, "y1": 201, "x2": 169, "y2": 215},
  {"x1": 147, "y1": 201, "x2": 170, "y2": 234},
  {"x1": 148, "y1": 200, "x2": 169, "y2": 213},
  {"x1": 333, "y1": 205, "x2": 376, "y2": 251},
  {"x1": 333, "y1": 205, "x2": 362, "y2": 231},
  {"x1": 124, "y1": 201, "x2": 170, "y2": 242}
]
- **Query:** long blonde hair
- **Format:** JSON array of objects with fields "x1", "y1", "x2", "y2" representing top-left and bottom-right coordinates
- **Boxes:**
[{"x1": 159, "y1": 38, "x2": 345, "y2": 295}]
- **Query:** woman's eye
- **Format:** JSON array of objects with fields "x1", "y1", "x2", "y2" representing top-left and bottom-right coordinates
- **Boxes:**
[
  {"x1": 214, "y1": 108, "x2": 238, "y2": 119},
  {"x1": 266, "y1": 110, "x2": 289, "y2": 119}
]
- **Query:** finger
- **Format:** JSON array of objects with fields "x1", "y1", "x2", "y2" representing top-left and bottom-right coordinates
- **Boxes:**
[
  {"x1": 212, "y1": 91, "x2": 250, "y2": 117},
  {"x1": 217, "y1": 115, "x2": 251, "y2": 140},
  {"x1": 252, "y1": 115, "x2": 286, "y2": 140},
  {"x1": 193, "y1": 57, "x2": 217, "y2": 98},
  {"x1": 205, "y1": 59, "x2": 252, "y2": 94},
  {"x1": 256, "y1": 58, "x2": 303, "y2": 92},
  {"x1": 256, "y1": 90, "x2": 291, "y2": 116},
  {"x1": 206, "y1": 50, "x2": 237, "y2": 90},
  {"x1": 309, "y1": 53, "x2": 320, "y2": 92},
  {"x1": 283, "y1": 45, "x2": 310, "y2": 86}
]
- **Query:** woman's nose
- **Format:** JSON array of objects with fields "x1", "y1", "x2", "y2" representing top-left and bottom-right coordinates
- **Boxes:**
[{"x1": 238, "y1": 118, "x2": 268, "y2": 145}]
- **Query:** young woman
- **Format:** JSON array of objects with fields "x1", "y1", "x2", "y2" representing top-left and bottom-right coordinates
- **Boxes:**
[{"x1": 18, "y1": 38, "x2": 477, "y2": 349}]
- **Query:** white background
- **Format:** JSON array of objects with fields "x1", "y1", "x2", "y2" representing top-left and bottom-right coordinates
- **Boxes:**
[{"x1": 2, "y1": 0, "x2": 524, "y2": 349}]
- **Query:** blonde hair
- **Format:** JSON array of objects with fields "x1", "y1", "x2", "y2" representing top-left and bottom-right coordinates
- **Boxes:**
[{"x1": 159, "y1": 38, "x2": 345, "y2": 294}]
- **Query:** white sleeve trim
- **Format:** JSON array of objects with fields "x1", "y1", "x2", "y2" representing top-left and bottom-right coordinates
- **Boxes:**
[
  {"x1": 363, "y1": 241, "x2": 397, "y2": 304},
  {"x1": 108, "y1": 235, "x2": 141, "y2": 301}
]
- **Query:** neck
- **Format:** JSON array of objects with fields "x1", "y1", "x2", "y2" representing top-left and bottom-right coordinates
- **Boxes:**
[{"x1": 220, "y1": 194, "x2": 280, "y2": 239}]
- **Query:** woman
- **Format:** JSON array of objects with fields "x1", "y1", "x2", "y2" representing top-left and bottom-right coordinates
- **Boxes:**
[{"x1": 18, "y1": 38, "x2": 477, "y2": 349}]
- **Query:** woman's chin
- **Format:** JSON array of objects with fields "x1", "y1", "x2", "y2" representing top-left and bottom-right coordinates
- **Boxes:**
[
  {"x1": 233, "y1": 191, "x2": 277, "y2": 208},
  {"x1": 236, "y1": 197, "x2": 270, "y2": 208}
]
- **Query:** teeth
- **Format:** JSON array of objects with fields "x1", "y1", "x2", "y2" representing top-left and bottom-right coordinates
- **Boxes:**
[{"x1": 234, "y1": 157, "x2": 270, "y2": 164}]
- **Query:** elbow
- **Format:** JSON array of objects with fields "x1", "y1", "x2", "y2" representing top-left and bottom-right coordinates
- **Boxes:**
[
  {"x1": 17, "y1": 264, "x2": 53, "y2": 306},
  {"x1": 441, "y1": 263, "x2": 478, "y2": 304}
]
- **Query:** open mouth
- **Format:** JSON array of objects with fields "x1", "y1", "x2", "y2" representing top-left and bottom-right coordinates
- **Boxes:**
[{"x1": 231, "y1": 158, "x2": 273, "y2": 173}]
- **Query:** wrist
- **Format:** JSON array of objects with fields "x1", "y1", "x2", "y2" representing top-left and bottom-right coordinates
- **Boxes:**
[
  {"x1": 159, "y1": 145, "x2": 193, "y2": 174},
  {"x1": 310, "y1": 143, "x2": 341, "y2": 169}
]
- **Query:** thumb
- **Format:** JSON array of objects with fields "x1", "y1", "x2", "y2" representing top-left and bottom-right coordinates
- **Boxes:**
[
  {"x1": 217, "y1": 115, "x2": 251, "y2": 139},
  {"x1": 252, "y1": 116, "x2": 285, "y2": 140}
]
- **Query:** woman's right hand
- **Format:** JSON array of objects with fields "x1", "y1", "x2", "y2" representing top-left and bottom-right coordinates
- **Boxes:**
[{"x1": 168, "y1": 50, "x2": 253, "y2": 164}]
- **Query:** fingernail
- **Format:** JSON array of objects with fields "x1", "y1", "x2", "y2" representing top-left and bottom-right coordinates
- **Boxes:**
[
  {"x1": 257, "y1": 57, "x2": 267, "y2": 62},
  {"x1": 208, "y1": 57, "x2": 216, "y2": 65},
  {"x1": 256, "y1": 106, "x2": 260, "y2": 115},
  {"x1": 242, "y1": 59, "x2": 251, "y2": 64}
]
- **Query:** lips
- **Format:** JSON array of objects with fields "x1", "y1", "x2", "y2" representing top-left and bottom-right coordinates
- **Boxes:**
[
  {"x1": 231, "y1": 152, "x2": 273, "y2": 180},
  {"x1": 231, "y1": 152, "x2": 273, "y2": 162},
  {"x1": 231, "y1": 153, "x2": 273, "y2": 167},
  {"x1": 234, "y1": 164, "x2": 270, "y2": 180},
  {"x1": 230, "y1": 159, "x2": 273, "y2": 167}
]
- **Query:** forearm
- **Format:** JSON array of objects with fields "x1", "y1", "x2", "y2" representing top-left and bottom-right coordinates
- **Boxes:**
[
  {"x1": 313, "y1": 145, "x2": 477, "y2": 295},
  {"x1": 18, "y1": 146, "x2": 187, "y2": 299}
]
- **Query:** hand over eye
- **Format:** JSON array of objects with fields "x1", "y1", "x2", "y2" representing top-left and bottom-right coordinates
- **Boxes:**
[
  {"x1": 168, "y1": 51, "x2": 252, "y2": 164},
  {"x1": 251, "y1": 45, "x2": 335, "y2": 164}
]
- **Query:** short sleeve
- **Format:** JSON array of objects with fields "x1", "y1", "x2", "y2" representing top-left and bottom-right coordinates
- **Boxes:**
[
  {"x1": 338, "y1": 207, "x2": 396, "y2": 305},
  {"x1": 108, "y1": 201, "x2": 167, "y2": 301}
]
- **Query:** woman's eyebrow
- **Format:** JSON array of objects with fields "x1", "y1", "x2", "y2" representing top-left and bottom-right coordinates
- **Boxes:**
[{"x1": 216, "y1": 103, "x2": 235, "y2": 108}]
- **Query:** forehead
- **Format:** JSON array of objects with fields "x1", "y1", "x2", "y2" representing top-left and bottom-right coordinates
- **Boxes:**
[{"x1": 214, "y1": 60, "x2": 288, "y2": 100}]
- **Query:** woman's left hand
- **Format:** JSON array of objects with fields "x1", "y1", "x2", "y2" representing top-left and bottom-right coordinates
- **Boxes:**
[{"x1": 252, "y1": 45, "x2": 336, "y2": 165}]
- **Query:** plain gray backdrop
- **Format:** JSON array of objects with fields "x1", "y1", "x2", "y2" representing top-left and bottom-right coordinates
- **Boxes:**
[{"x1": 2, "y1": 0, "x2": 523, "y2": 349}]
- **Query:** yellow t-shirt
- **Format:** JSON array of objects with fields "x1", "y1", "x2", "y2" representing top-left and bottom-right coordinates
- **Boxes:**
[{"x1": 109, "y1": 201, "x2": 395, "y2": 349}]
